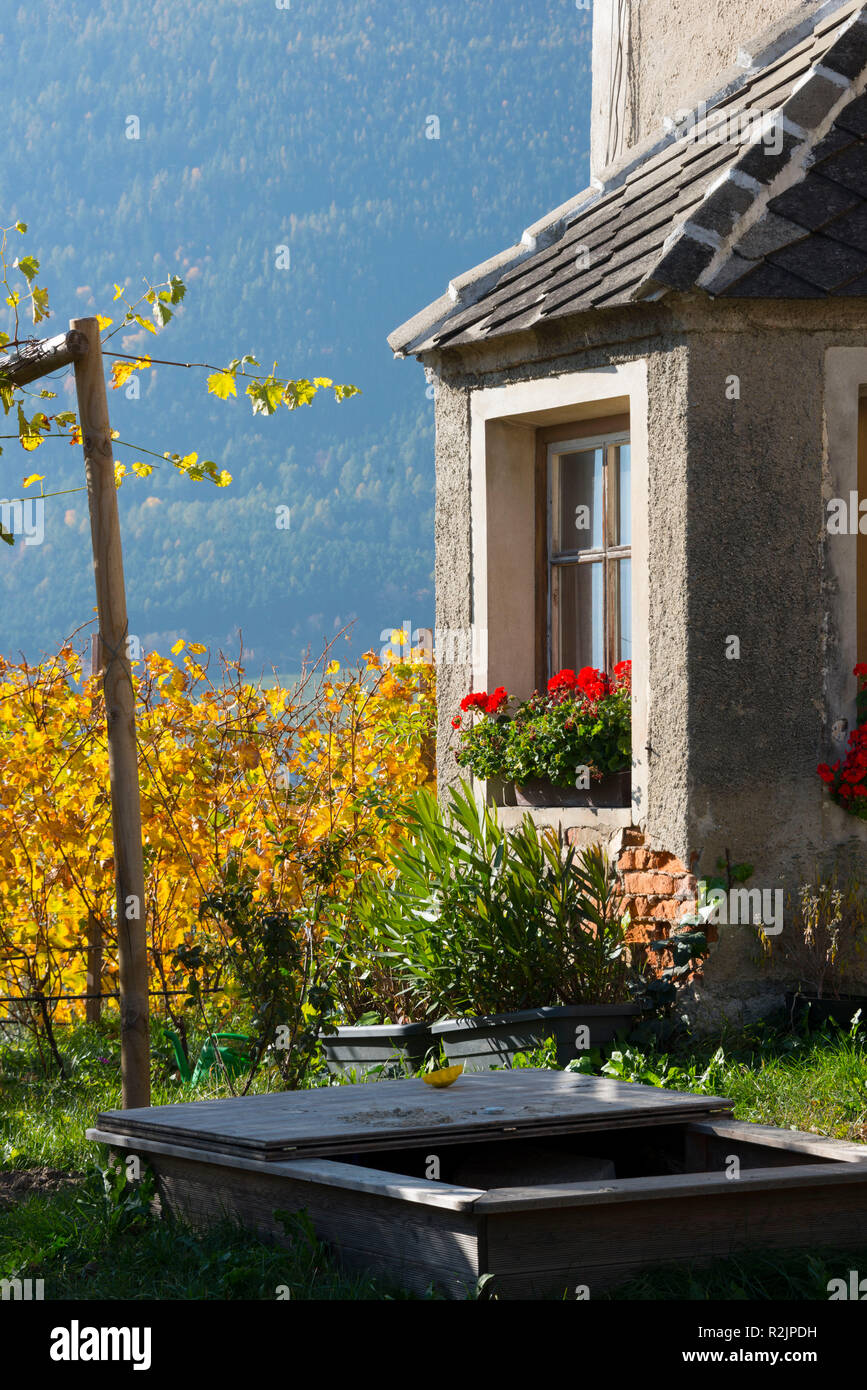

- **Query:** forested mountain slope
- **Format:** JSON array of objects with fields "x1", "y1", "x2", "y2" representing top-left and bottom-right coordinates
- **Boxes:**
[{"x1": 0, "y1": 0, "x2": 590, "y2": 668}]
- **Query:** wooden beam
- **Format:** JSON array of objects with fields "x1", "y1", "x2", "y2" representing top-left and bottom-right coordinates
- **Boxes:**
[
  {"x1": 0, "y1": 329, "x2": 88, "y2": 387},
  {"x1": 72, "y1": 316, "x2": 150, "y2": 1108}
]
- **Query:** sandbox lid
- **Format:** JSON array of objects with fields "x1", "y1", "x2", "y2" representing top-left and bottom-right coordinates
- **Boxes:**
[{"x1": 94, "y1": 1070, "x2": 735, "y2": 1162}]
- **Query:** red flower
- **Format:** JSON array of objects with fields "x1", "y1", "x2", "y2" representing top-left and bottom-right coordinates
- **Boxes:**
[
  {"x1": 451, "y1": 716, "x2": 462, "y2": 729},
  {"x1": 842, "y1": 766, "x2": 864, "y2": 784},
  {"x1": 547, "y1": 669, "x2": 578, "y2": 696},
  {"x1": 484, "y1": 687, "x2": 508, "y2": 714},
  {"x1": 854, "y1": 663, "x2": 867, "y2": 677},
  {"x1": 576, "y1": 666, "x2": 610, "y2": 702},
  {"x1": 817, "y1": 763, "x2": 835, "y2": 784},
  {"x1": 460, "y1": 691, "x2": 489, "y2": 713},
  {"x1": 613, "y1": 660, "x2": 632, "y2": 682}
]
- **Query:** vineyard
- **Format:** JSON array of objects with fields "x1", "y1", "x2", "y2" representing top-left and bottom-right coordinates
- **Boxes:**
[{"x1": 0, "y1": 637, "x2": 435, "y2": 1075}]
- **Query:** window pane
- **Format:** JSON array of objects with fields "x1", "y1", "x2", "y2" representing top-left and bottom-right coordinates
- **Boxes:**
[
  {"x1": 614, "y1": 443, "x2": 631, "y2": 546},
  {"x1": 552, "y1": 561, "x2": 604, "y2": 671},
  {"x1": 613, "y1": 556, "x2": 632, "y2": 663},
  {"x1": 556, "y1": 448, "x2": 603, "y2": 552}
]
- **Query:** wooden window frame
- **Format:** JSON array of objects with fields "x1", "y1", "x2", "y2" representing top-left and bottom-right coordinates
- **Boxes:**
[
  {"x1": 534, "y1": 415, "x2": 630, "y2": 689},
  {"x1": 859, "y1": 395, "x2": 867, "y2": 667}
]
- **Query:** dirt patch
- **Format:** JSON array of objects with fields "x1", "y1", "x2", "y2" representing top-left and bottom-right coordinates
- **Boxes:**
[{"x1": 0, "y1": 1166, "x2": 85, "y2": 1206}]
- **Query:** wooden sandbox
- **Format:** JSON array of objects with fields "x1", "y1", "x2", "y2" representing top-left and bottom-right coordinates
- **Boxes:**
[{"x1": 87, "y1": 1070, "x2": 867, "y2": 1299}]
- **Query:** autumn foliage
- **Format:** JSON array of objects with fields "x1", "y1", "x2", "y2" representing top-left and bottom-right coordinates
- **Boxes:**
[{"x1": 0, "y1": 637, "x2": 435, "y2": 1064}]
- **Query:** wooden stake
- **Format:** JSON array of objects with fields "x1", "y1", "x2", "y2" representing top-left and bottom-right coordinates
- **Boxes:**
[
  {"x1": 85, "y1": 632, "x2": 103, "y2": 1026},
  {"x1": 85, "y1": 910, "x2": 103, "y2": 1025},
  {"x1": 72, "y1": 317, "x2": 150, "y2": 1108}
]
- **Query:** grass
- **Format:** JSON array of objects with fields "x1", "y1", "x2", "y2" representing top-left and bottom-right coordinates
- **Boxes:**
[
  {"x1": 1, "y1": 1010, "x2": 866, "y2": 1300},
  {"x1": 0, "y1": 1167, "x2": 421, "y2": 1301}
]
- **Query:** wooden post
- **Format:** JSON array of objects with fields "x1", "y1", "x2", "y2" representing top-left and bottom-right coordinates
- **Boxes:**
[
  {"x1": 85, "y1": 911, "x2": 103, "y2": 1024},
  {"x1": 0, "y1": 329, "x2": 88, "y2": 387},
  {"x1": 72, "y1": 317, "x2": 150, "y2": 1108},
  {"x1": 85, "y1": 632, "x2": 103, "y2": 1026}
]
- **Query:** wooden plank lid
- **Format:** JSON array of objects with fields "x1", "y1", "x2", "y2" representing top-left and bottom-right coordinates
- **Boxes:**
[{"x1": 94, "y1": 1070, "x2": 735, "y2": 1162}]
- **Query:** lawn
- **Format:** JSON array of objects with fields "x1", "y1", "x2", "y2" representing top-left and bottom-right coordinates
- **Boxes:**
[{"x1": 1, "y1": 1011, "x2": 865, "y2": 1300}]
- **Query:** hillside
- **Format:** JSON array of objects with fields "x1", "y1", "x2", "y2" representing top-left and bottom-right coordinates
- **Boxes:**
[{"x1": 0, "y1": 0, "x2": 591, "y2": 668}]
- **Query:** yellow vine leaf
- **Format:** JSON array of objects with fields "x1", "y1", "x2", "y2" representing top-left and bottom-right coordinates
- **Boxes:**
[{"x1": 207, "y1": 371, "x2": 237, "y2": 400}]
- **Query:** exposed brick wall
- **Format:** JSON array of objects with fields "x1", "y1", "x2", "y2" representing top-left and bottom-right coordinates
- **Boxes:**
[{"x1": 615, "y1": 828, "x2": 701, "y2": 949}]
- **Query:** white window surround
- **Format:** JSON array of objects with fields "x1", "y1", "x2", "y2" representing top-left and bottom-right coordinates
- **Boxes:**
[
  {"x1": 824, "y1": 348, "x2": 867, "y2": 742},
  {"x1": 468, "y1": 361, "x2": 649, "y2": 827}
]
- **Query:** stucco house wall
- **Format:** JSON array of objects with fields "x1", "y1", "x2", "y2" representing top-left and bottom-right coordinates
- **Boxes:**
[
  {"x1": 427, "y1": 293, "x2": 867, "y2": 1025},
  {"x1": 591, "y1": 0, "x2": 827, "y2": 173}
]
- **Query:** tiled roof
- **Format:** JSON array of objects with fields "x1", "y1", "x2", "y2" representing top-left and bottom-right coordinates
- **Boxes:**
[{"x1": 389, "y1": 0, "x2": 867, "y2": 357}]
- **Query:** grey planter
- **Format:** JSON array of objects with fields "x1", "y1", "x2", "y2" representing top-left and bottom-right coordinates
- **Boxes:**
[
  {"x1": 431, "y1": 1004, "x2": 641, "y2": 1071},
  {"x1": 785, "y1": 992, "x2": 867, "y2": 1031},
  {"x1": 321, "y1": 1022, "x2": 434, "y2": 1077},
  {"x1": 514, "y1": 770, "x2": 631, "y2": 808}
]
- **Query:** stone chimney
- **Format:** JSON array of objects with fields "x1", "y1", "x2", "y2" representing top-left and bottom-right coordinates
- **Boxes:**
[{"x1": 590, "y1": 0, "x2": 830, "y2": 178}]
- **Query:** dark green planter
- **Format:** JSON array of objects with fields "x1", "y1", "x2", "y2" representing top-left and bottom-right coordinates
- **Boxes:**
[
  {"x1": 321, "y1": 1022, "x2": 434, "y2": 1077},
  {"x1": 785, "y1": 992, "x2": 867, "y2": 1031},
  {"x1": 431, "y1": 1004, "x2": 641, "y2": 1071},
  {"x1": 514, "y1": 770, "x2": 631, "y2": 808}
]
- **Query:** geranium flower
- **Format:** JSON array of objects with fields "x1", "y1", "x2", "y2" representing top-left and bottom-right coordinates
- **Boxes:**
[
  {"x1": 451, "y1": 716, "x2": 462, "y2": 729},
  {"x1": 854, "y1": 663, "x2": 867, "y2": 677},
  {"x1": 576, "y1": 666, "x2": 610, "y2": 701},
  {"x1": 547, "y1": 669, "x2": 578, "y2": 696},
  {"x1": 484, "y1": 687, "x2": 508, "y2": 714},
  {"x1": 817, "y1": 763, "x2": 835, "y2": 783},
  {"x1": 459, "y1": 691, "x2": 489, "y2": 713}
]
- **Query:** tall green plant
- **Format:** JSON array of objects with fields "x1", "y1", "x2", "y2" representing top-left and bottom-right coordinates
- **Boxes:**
[{"x1": 361, "y1": 782, "x2": 634, "y2": 1017}]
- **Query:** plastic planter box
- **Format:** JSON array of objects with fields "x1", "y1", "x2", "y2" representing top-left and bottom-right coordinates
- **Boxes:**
[
  {"x1": 321, "y1": 1022, "x2": 434, "y2": 1076},
  {"x1": 431, "y1": 1004, "x2": 641, "y2": 1070}
]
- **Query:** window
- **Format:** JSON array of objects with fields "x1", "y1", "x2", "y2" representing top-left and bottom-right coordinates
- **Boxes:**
[
  {"x1": 860, "y1": 394, "x2": 867, "y2": 665},
  {"x1": 536, "y1": 424, "x2": 631, "y2": 680}
]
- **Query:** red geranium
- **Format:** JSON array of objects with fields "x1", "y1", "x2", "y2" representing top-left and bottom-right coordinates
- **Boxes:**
[
  {"x1": 818, "y1": 667, "x2": 867, "y2": 819},
  {"x1": 576, "y1": 666, "x2": 610, "y2": 702},
  {"x1": 485, "y1": 687, "x2": 508, "y2": 714},
  {"x1": 459, "y1": 691, "x2": 489, "y2": 713},
  {"x1": 547, "y1": 669, "x2": 578, "y2": 696}
]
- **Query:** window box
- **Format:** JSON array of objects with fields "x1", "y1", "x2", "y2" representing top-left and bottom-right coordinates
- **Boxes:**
[
  {"x1": 514, "y1": 769, "x2": 631, "y2": 809},
  {"x1": 431, "y1": 1004, "x2": 641, "y2": 1070}
]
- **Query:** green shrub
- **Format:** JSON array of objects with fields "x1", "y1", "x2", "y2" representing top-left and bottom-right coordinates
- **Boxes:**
[{"x1": 360, "y1": 782, "x2": 635, "y2": 1017}]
